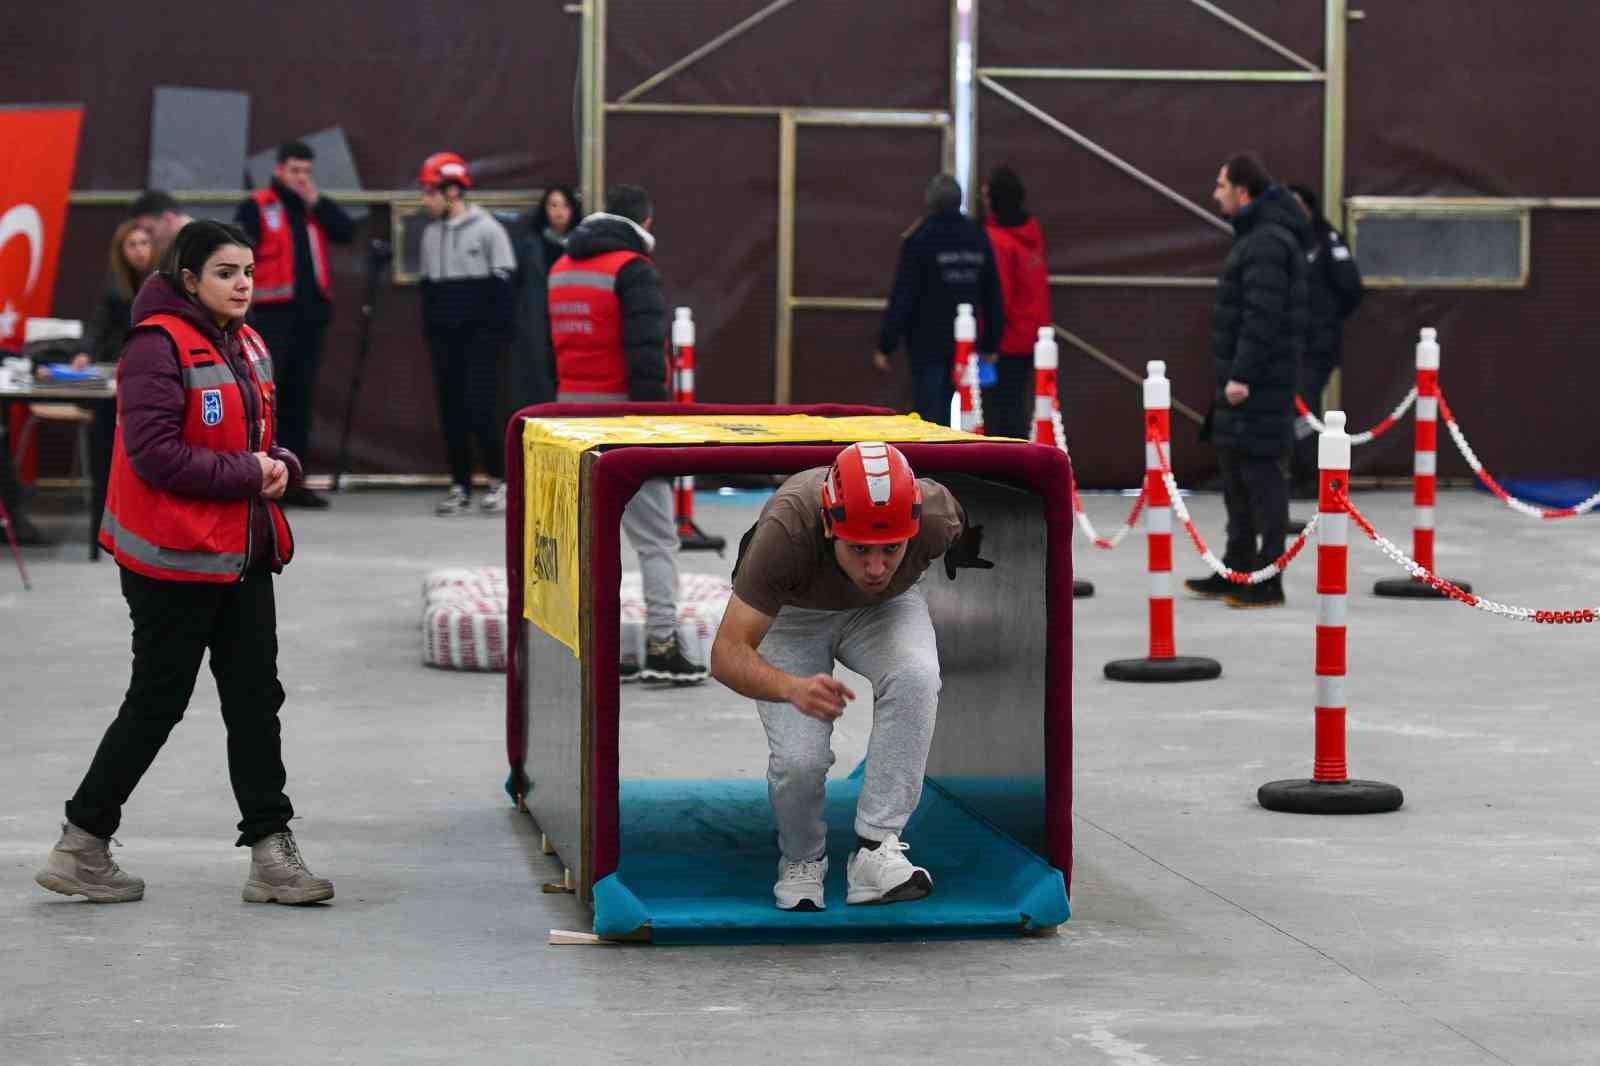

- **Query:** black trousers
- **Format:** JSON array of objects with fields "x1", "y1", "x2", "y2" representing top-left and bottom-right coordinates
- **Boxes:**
[
  {"x1": 1292, "y1": 361, "x2": 1334, "y2": 487},
  {"x1": 250, "y1": 307, "x2": 329, "y2": 465},
  {"x1": 979, "y1": 355, "x2": 1033, "y2": 439},
  {"x1": 911, "y1": 358, "x2": 956, "y2": 427},
  {"x1": 427, "y1": 325, "x2": 506, "y2": 490},
  {"x1": 1219, "y1": 447, "x2": 1290, "y2": 571},
  {"x1": 65, "y1": 567, "x2": 294, "y2": 846}
]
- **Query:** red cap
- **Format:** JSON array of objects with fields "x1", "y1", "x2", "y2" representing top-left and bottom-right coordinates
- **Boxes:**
[
  {"x1": 820, "y1": 442, "x2": 922, "y2": 544},
  {"x1": 418, "y1": 152, "x2": 472, "y2": 189}
]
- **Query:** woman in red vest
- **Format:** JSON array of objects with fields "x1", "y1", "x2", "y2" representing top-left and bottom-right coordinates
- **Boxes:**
[{"x1": 36, "y1": 221, "x2": 334, "y2": 906}]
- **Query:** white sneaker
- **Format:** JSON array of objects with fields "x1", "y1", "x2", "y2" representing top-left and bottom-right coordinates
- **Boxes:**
[
  {"x1": 436, "y1": 486, "x2": 470, "y2": 516},
  {"x1": 846, "y1": 833, "x2": 932, "y2": 905},
  {"x1": 479, "y1": 481, "x2": 507, "y2": 513},
  {"x1": 773, "y1": 854, "x2": 828, "y2": 912}
]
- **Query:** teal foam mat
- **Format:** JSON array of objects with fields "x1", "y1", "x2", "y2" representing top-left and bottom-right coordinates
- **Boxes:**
[{"x1": 593, "y1": 775, "x2": 1069, "y2": 944}]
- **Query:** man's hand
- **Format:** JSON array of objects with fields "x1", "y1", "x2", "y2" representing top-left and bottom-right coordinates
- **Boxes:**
[
  {"x1": 295, "y1": 174, "x2": 320, "y2": 208},
  {"x1": 255, "y1": 452, "x2": 288, "y2": 498},
  {"x1": 787, "y1": 673, "x2": 856, "y2": 722},
  {"x1": 872, "y1": 352, "x2": 891, "y2": 373},
  {"x1": 1225, "y1": 380, "x2": 1250, "y2": 406},
  {"x1": 944, "y1": 523, "x2": 996, "y2": 579}
]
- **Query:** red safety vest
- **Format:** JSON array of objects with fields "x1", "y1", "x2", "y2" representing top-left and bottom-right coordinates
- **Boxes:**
[
  {"x1": 251, "y1": 187, "x2": 330, "y2": 305},
  {"x1": 548, "y1": 249, "x2": 646, "y2": 396},
  {"x1": 99, "y1": 314, "x2": 295, "y2": 582}
]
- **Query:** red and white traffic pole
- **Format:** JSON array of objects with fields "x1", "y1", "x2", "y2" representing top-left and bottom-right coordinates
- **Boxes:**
[
  {"x1": 1260, "y1": 410, "x2": 1403, "y2": 813},
  {"x1": 953, "y1": 303, "x2": 982, "y2": 433},
  {"x1": 1105, "y1": 361, "x2": 1220, "y2": 682},
  {"x1": 670, "y1": 306, "x2": 724, "y2": 554},
  {"x1": 1032, "y1": 326, "x2": 1057, "y2": 445},
  {"x1": 1375, "y1": 327, "x2": 1470, "y2": 597}
]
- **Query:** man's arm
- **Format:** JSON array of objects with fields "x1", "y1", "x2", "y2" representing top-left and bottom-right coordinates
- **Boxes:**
[
  {"x1": 710, "y1": 594, "x2": 855, "y2": 721},
  {"x1": 234, "y1": 197, "x2": 262, "y2": 245},
  {"x1": 876, "y1": 235, "x2": 920, "y2": 358},
  {"x1": 977, "y1": 231, "x2": 1005, "y2": 355},
  {"x1": 313, "y1": 197, "x2": 357, "y2": 245},
  {"x1": 616, "y1": 258, "x2": 669, "y2": 400},
  {"x1": 1326, "y1": 231, "x2": 1364, "y2": 319},
  {"x1": 1229, "y1": 233, "x2": 1294, "y2": 388}
]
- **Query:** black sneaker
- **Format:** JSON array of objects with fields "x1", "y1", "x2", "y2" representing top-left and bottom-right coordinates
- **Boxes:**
[
  {"x1": 639, "y1": 632, "x2": 707, "y2": 685},
  {"x1": 1224, "y1": 578, "x2": 1286, "y2": 609},
  {"x1": 619, "y1": 659, "x2": 641, "y2": 683},
  {"x1": 1184, "y1": 573, "x2": 1234, "y2": 600}
]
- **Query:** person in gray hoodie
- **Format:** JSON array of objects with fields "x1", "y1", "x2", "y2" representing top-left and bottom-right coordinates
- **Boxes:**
[{"x1": 417, "y1": 152, "x2": 517, "y2": 516}]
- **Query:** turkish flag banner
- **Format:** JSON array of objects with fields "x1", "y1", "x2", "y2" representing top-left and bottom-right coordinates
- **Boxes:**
[{"x1": 0, "y1": 106, "x2": 83, "y2": 346}]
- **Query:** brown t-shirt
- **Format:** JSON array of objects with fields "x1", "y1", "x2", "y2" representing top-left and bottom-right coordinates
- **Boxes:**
[{"x1": 732, "y1": 467, "x2": 965, "y2": 616}]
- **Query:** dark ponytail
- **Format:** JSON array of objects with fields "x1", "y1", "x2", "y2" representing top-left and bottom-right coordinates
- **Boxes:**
[{"x1": 160, "y1": 220, "x2": 254, "y2": 292}]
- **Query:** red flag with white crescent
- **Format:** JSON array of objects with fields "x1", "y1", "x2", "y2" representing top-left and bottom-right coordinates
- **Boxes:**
[{"x1": 0, "y1": 106, "x2": 83, "y2": 346}]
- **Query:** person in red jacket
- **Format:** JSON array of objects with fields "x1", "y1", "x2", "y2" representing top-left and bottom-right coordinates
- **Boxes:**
[
  {"x1": 981, "y1": 166, "x2": 1052, "y2": 440},
  {"x1": 35, "y1": 221, "x2": 333, "y2": 907}
]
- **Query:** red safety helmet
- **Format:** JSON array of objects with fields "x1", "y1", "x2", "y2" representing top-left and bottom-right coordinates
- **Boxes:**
[
  {"x1": 820, "y1": 442, "x2": 922, "y2": 544},
  {"x1": 418, "y1": 152, "x2": 472, "y2": 189}
]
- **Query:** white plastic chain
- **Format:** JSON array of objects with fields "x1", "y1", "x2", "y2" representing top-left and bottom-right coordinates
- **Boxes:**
[
  {"x1": 1151, "y1": 438, "x2": 1319, "y2": 584},
  {"x1": 1337, "y1": 487, "x2": 1598, "y2": 624},
  {"x1": 1298, "y1": 387, "x2": 1416, "y2": 445},
  {"x1": 1438, "y1": 395, "x2": 1600, "y2": 520},
  {"x1": 1051, "y1": 406, "x2": 1143, "y2": 549}
]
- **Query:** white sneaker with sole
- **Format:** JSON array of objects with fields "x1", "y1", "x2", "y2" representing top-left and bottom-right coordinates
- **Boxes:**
[
  {"x1": 773, "y1": 854, "x2": 828, "y2": 912},
  {"x1": 479, "y1": 481, "x2": 507, "y2": 513},
  {"x1": 846, "y1": 833, "x2": 932, "y2": 905},
  {"x1": 436, "y1": 486, "x2": 471, "y2": 516}
]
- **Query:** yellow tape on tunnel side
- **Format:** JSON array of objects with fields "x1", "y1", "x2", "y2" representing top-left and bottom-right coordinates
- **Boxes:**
[{"x1": 521, "y1": 414, "x2": 989, "y2": 655}]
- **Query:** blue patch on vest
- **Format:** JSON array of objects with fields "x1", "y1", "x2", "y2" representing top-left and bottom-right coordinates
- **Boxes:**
[{"x1": 201, "y1": 389, "x2": 224, "y2": 426}]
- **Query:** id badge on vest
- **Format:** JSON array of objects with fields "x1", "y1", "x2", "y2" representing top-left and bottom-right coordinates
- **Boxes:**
[{"x1": 201, "y1": 389, "x2": 224, "y2": 426}]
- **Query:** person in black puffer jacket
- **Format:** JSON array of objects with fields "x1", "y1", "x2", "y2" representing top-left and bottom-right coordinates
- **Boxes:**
[
  {"x1": 1189, "y1": 153, "x2": 1311, "y2": 608},
  {"x1": 1286, "y1": 184, "x2": 1363, "y2": 497}
]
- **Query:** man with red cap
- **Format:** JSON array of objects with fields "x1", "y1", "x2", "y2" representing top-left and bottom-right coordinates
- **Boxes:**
[{"x1": 710, "y1": 442, "x2": 992, "y2": 911}]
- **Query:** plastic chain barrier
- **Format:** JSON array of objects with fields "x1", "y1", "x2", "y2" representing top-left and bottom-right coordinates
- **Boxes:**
[
  {"x1": 1336, "y1": 485, "x2": 1598, "y2": 624},
  {"x1": 1295, "y1": 387, "x2": 1416, "y2": 445},
  {"x1": 1031, "y1": 327, "x2": 1145, "y2": 550},
  {"x1": 1437, "y1": 391, "x2": 1600, "y2": 520},
  {"x1": 1148, "y1": 435, "x2": 1319, "y2": 584}
]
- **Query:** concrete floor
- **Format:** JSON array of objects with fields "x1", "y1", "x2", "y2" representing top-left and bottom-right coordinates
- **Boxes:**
[{"x1": 2, "y1": 483, "x2": 1597, "y2": 1065}]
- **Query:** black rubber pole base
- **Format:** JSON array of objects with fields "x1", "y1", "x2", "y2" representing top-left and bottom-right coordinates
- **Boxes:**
[
  {"x1": 1104, "y1": 655, "x2": 1222, "y2": 682},
  {"x1": 677, "y1": 525, "x2": 727, "y2": 554},
  {"x1": 1258, "y1": 778, "x2": 1404, "y2": 814},
  {"x1": 1373, "y1": 577, "x2": 1472, "y2": 598},
  {"x1": 1073, "y1": 580, "x2": 1095, "y2": 598}
]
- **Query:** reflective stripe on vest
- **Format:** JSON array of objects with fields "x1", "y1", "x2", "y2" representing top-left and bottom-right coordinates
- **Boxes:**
[
  {"x1": 551, "y1": 271, "x2": 618, "y2": 291},
  {"x1": 100, "y1": 511, "x2": 248, "y2": 577},
  {"x1": 182, "y1": 362, "x2": 238, "y2": 389}
]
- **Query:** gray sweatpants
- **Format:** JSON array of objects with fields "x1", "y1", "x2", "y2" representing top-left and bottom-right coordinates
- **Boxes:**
[
  {"x1": 755, "y1": 584, "x2": 941, "y2": 862},
  {"x1": 559, "y1": 392, "x2": 680, "y2": 639}
]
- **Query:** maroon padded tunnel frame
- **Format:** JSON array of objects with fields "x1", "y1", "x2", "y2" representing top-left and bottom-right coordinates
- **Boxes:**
[{"x1": 503, "y1": 402, "x2": 1076, "y2": 893}]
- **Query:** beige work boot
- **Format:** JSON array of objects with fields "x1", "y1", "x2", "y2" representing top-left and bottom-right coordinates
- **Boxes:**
[
  {"x1": 242, "y1": 831, "x2": 334, "y2": 905},
  {"x1": 35, "y1": 822, "x2": 145, "y2": 903}
]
